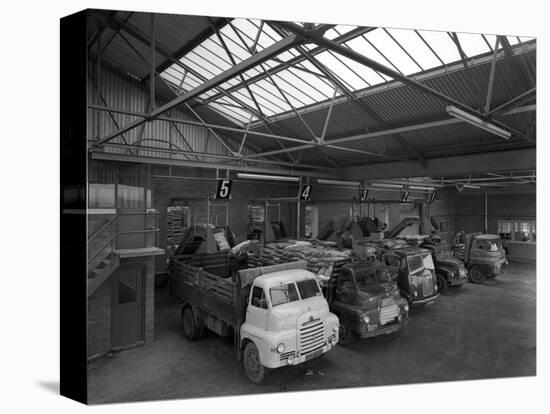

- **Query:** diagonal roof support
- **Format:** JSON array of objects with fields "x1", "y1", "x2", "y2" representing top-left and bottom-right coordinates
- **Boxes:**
[
  {"x1": 269, "y1": 23, "x2": 425, "y2": 162},
  {"x1": 270, "y1": 21, "x2": 485, "y2": 119},
  {"x1": 201, "y1": 26, "x2": 375, "y2": 105},
  {"x1": 489, "y1": 88, "x2": 536, "y2": 117},
  {"x1": 95, "y1": 33, "x2": 301, "y2": 145}
]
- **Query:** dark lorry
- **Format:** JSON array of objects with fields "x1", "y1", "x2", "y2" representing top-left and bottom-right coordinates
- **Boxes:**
[
  {"x1": 451, "y1": 233, "x2": 508, "y2": 283},
  {"x1": 324, "y1": 261, "x2": 409, "y2": 346},
  {"x1": 421, "y1": 238, "x2": 468, "y2": 293},
  {"x1": 383, "y1": 247, "x2": 440, "y2": 305}
]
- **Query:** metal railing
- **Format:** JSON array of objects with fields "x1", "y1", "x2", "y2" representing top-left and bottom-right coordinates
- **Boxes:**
[{"x1": 88, "y1": 211, "x2": 160, "y2": 274}]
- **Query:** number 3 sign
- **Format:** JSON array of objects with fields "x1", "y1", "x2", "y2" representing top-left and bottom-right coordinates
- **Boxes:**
[{"x1": 216, "y1": 179, "x2": 232, "y2": 199}]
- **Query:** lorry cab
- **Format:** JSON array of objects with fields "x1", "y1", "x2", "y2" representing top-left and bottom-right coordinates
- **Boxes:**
[
  {"x1": 422, "y1": 241, "x2": 468, "y2": 293},
  {"x1": 327, "y1": 262, "x2": 409, "y2": 345},
  {"x1": 383, "y1": 247, "x2": 439, "y2": 305},
  {"x1": 240, "y1": 269, "x2": 339, "y2": 383},
  {"x1": 452, "y1": 233, "x2": 507, "y2": 283}
]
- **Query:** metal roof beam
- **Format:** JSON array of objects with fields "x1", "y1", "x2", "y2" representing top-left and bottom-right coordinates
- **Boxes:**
[
  {"x1": 91, "y1": 152, "x2": 340, "y2": 179},
  {"x1": 270, "y1": 21, "x2": 487, "y2": 119},
  {"x1": 489, "y1": 87, "x2": 536, "y2": 116},
  {"x1": 201, "y1": 26, "x2": 375, "y2": 105},
  {"x1": 268, "y1": 23, "x2": 425, "y2": 162},
  {"x1": 341, "y1": 148, "x2": 536, "y2": 180},
  {"x1": 230, "y1": 104, "x2": 535, "y2": 160},
  {"x1": 95, "y1": 33, "x2": 301, "y2": 145},
  {"x1": 142, "y1": 17, "x2": 230, "y2": 82}
]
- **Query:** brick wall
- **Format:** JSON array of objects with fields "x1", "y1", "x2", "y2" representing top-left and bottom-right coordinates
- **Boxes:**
[{"x1": 152, "y1": 174, "x2": 298, "y2": 273}]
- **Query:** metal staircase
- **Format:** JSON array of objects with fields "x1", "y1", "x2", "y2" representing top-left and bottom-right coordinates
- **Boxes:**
[{"x1": 87, "y1": 211, "x2": 160, "y2": 297}]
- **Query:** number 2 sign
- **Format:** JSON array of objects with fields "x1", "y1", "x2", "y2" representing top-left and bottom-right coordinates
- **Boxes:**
[{"x1": 216, "y1": 179, "x2": 232, "y2": 199}]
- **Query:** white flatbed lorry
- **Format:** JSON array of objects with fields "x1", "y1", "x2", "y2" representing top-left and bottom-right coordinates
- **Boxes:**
[{"x1": 171, "y1": 256, "x2": 339, "y2": 383}]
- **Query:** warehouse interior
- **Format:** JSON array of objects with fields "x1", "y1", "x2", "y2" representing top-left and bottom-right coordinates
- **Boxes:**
[{"x1": 83, "y1": 9, "x2": 536, "y2": 402}]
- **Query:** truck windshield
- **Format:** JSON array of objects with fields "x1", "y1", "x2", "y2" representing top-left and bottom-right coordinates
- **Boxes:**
[
  {"x1": 407, "y1": 253, "x2": 435, "y2": 274},
  {"x1": 270, "y1": 283, "x2": 300, "y2": 307},
  {"x1": 296, "y1": 279, "x2": 322, "y2": 299},
  {"x1": 270, "y1": 279, "x2": 322, "y2": 306}
]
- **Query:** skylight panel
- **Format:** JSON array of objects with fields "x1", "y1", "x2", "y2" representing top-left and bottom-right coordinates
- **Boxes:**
[
  {"x1": 415, "y1": 30, "x2": 461, "y2": 64},
  {"x1": 506, "y1": 36, "x2": 519, "y2": 45},
  {"x1": 271, "y1": 70, "x2": 318, "y2": 106},
  {"x1": 346, "y1": 35, "x2": 402, "y2": 74},
  {"x1": 385, "y1": 28, "x2": 441, "y2": 70},
  {"x1": 208, "y1": 101, "x2": 250, "y2": 125},
  {"x1": 519, "y1": 36, "x2": 534, "y2": 43},
  {"x1": 179, "y1": 56, "x2": 217, "y2": 80},
  {"x1": 218, "y1": 31, "x2": 252, "y2": 62},
  {"x1": 194, "y1": 44, "x2": 233, "y2": 71},
  {"x1": 315, "y1": 51, "x2": 370, "y2": 90},
  {"x1": 252, "y1": 79, "x2": 294, "y2": 109},
  {"x1": 455, "y1": 33, "x2": 491, "y2": 57},
  {"x1": 365, "y1": 29, "x2": 420, "y2": 75}
]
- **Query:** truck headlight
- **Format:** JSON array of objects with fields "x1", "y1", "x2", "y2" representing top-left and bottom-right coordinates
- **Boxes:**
[
  {"x1": 413, "y1": 291, "x2": 418, "y2": 298},
  {"x1": 404, "y1": 304, "x2": 409, "y2": 312},
  {"x1": 276, "y1": 343, "x2": 285, "y2": 353},
  {"x1": 333, "y1": 325, "x2": 339, "y2": 333},
  {"x1": 362, "y1": 314, "x2": 370, "y2": 324},
  {"x1": 434, "y1": 284, "x2": 438, "y2": 291}
]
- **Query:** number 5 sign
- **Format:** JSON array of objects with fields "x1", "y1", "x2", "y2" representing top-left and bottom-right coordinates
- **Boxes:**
[
  {"x1": 216, "y1": 179, "x2": 232, "y2": 199},
  {"x1": 300, "y1": 185, "x2": 312, "y2": 201}
]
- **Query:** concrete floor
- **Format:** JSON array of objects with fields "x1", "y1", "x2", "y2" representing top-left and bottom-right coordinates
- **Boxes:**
[{"x1": 87, "y1": 262, "x2": 536, "y2": 404}]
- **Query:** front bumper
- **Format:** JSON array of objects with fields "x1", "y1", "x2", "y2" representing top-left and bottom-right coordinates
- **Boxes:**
[
  {"x1": 449, "y1": 277, "x2": 466, "y2": 287},
  {"x1": 360, "y1": 315, "x2": 409, "y2": 338},
  {"x1": 266, "y1": 342, "x2": 334, "y2": 368},
  {"x1": 411, "y1": 293, "x2": 439, "y2": 306}
]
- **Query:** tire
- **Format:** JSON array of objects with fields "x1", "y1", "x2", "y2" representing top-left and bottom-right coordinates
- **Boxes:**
[
  {"x1": 182, "y1": 307, "x2": 201, "y2": 341},
  {"x1": 243, "y1": 342, "x2": 268, "y2": 384},
  {"x1": 436, "y1": 273, "x2": 448, "y2": 294},
  {"x1": 468, "y1": 265, "x2": 486, "y2": 284},
  {"x1": 338, "y1": 319, "x2": 355, "y2": 347}
]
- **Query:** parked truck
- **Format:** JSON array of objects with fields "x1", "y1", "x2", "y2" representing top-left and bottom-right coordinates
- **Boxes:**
[
  {"x1": 324, "y1": 261, "x2": 409, "y2": 346},
  {"x1": 421, "y1": 237, "x2": 468, "y2": 293},
  {"x1": 451, "y1": 232, "x2": 508, "y2": 283},
  {"x1": 383, "y1": 247, "x2": 440, "y2": 305},
  {"x1": 170, "y1": 256, "x2": 339, "y2": 384}
]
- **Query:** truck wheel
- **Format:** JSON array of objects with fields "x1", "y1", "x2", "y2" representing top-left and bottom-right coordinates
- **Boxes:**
[
  {"x1": 436, "y1": 273, "x2": 448, "y2": 294},
  {"x1": 243, "y1": 342, "x2": 268, "y2": 384},
  {"x1": 182, "y1": 307, "x2": 200, "y2": 341},
  {"x1": 338, "y1": 320, "x2": 354, "y2": 347},
  {"x1": 468, "y1": 266, "x2": 486, "y2": 284}
]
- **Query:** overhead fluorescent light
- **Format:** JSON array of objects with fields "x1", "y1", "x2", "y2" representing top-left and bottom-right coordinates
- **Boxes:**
[
  {"x1": 409, "y1": 185, "x2": 436, "y2": 191},
  {"x1": 446, "y1": 105, "x2": 511, "y2": 139},
  {"x1": 237, "y1": 173, "x2": 300, "y2": 182},
  {"x1": 317, "y1": 179, "x2": 361, "y2": 187},
  {"x1": 372, "y1": 182, "x2": 403, "y2": 189}
]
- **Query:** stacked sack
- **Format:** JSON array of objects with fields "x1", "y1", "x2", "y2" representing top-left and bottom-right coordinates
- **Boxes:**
[{"x1": 249, "y1": 239, "x2": 353, "y2": 285}]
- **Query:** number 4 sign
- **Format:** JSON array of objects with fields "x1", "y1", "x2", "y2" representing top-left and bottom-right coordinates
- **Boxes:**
[
  {"x1": 216, "y1": 179, "x2": 232, "y2": 199},
  {"x1": 300, "y1": 185, "x2": 312, "y2": 201}
]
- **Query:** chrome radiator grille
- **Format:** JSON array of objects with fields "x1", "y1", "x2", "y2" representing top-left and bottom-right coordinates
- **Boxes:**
[
  {"x1": 380, "y1": 304, "x2": 399, "y2": 325},
  {"x1": 299, "y1": 319, "x2": 325, "y2": 355}
]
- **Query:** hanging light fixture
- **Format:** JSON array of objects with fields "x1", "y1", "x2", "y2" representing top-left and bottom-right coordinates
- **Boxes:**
[
  {"x1": 237, "y1": 173, "x2": 300, "y2": 182},
  {"x1": 446, "y1": 105, "x2": 511, "y2": 139}
]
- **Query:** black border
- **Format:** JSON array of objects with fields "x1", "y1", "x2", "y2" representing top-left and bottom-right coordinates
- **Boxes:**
[{"x1": 60, "y1": 9, "x2": 88, "y2": 404}]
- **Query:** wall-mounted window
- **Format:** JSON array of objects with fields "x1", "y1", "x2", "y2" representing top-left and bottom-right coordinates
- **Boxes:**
[
  {"x1": 498, "y1": 220, "x2": 536, "y2": 242},
  {"x1": 247, "y1": 205, "x2": 265, "y2": 225}
]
